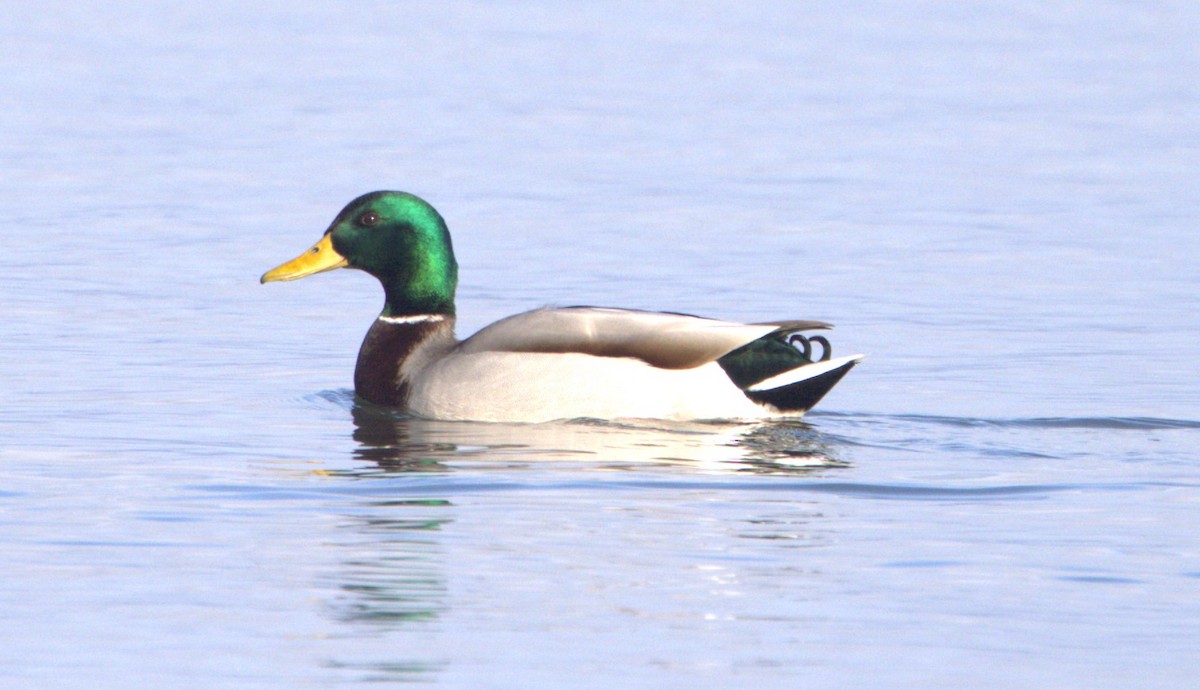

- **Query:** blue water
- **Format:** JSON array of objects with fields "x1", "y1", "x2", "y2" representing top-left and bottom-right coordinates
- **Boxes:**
[{"x1": 3, "y1": 2, "x2": 1199, "y2": 688}]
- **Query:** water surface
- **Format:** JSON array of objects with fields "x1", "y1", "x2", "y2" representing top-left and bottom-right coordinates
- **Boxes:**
[{"x1": 2, "y1": 2, "x2": 1199, "y2": 688}]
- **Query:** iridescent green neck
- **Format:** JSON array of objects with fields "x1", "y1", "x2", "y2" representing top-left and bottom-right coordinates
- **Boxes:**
[
  {"x1": 377, "y1": 204, "x2": 457, "y2": 317},
  {"x1": 373, "y1": 194, "x2": 456, "y2": 317},
  {"x1": 382, "y1": 269, "x2": 456, "y2": 317}
]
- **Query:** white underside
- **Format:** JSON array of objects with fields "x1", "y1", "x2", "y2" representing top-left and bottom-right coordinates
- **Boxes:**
[{"x1": 405, "y1": 351, "x2": 770, "y2": 423}]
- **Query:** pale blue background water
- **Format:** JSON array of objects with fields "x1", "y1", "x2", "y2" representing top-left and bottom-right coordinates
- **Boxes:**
[{"x1": 3, "y1": 2, "x2": 1199, "y2": 688}]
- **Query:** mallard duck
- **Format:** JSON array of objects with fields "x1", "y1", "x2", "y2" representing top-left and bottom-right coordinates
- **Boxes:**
[{"x1": 261, "y1": 191, "x2": 862, "y2": 422}]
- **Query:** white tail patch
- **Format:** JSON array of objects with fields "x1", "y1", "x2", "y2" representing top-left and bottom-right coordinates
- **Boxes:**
[{"x1": 746, "y1": 354, "x2": 865, "y2": 392}]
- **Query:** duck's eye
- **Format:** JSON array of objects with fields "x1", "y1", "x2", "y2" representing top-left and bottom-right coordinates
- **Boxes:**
[{"x1": 359, "y1": 212, "x2": 380, "y2": 227}]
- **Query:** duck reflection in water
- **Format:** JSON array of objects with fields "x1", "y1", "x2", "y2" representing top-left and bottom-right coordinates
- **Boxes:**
[
  {"x1": 322, "y1": 494, "x2": 451, "y2": 684},
  {"x1": 323, "y1": 398, "x2": 846, "y2": 682},
  {"x1": 348, "y1": 400, "x2": 847, "y2": 476}
]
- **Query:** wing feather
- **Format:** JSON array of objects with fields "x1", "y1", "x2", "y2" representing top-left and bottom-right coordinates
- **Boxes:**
[{"x1": 455, "y1": 306, "x2": 831, "y2": 370}]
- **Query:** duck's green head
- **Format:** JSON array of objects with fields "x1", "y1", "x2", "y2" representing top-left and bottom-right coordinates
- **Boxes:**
[{"x1": 261, "y1": 191, "x2": 458, "y2": 316}]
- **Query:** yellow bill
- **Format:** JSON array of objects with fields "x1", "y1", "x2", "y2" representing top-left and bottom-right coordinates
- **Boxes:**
[{"x1": 260, "y1": 233, "x2": 349, "y2": 283}]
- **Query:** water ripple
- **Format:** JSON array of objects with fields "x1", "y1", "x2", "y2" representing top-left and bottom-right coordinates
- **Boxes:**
[
  {"x1": 187, "y1": 477, "x2": 1144, "y2": 502},
  {"x1": 812, "y1": 411, "x2": 1200, "y2": 431}
]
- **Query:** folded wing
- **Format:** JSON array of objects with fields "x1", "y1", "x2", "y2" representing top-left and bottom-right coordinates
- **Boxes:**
[{"x1": 455, "y1": 306, "x2": 831, "y2": 369}]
